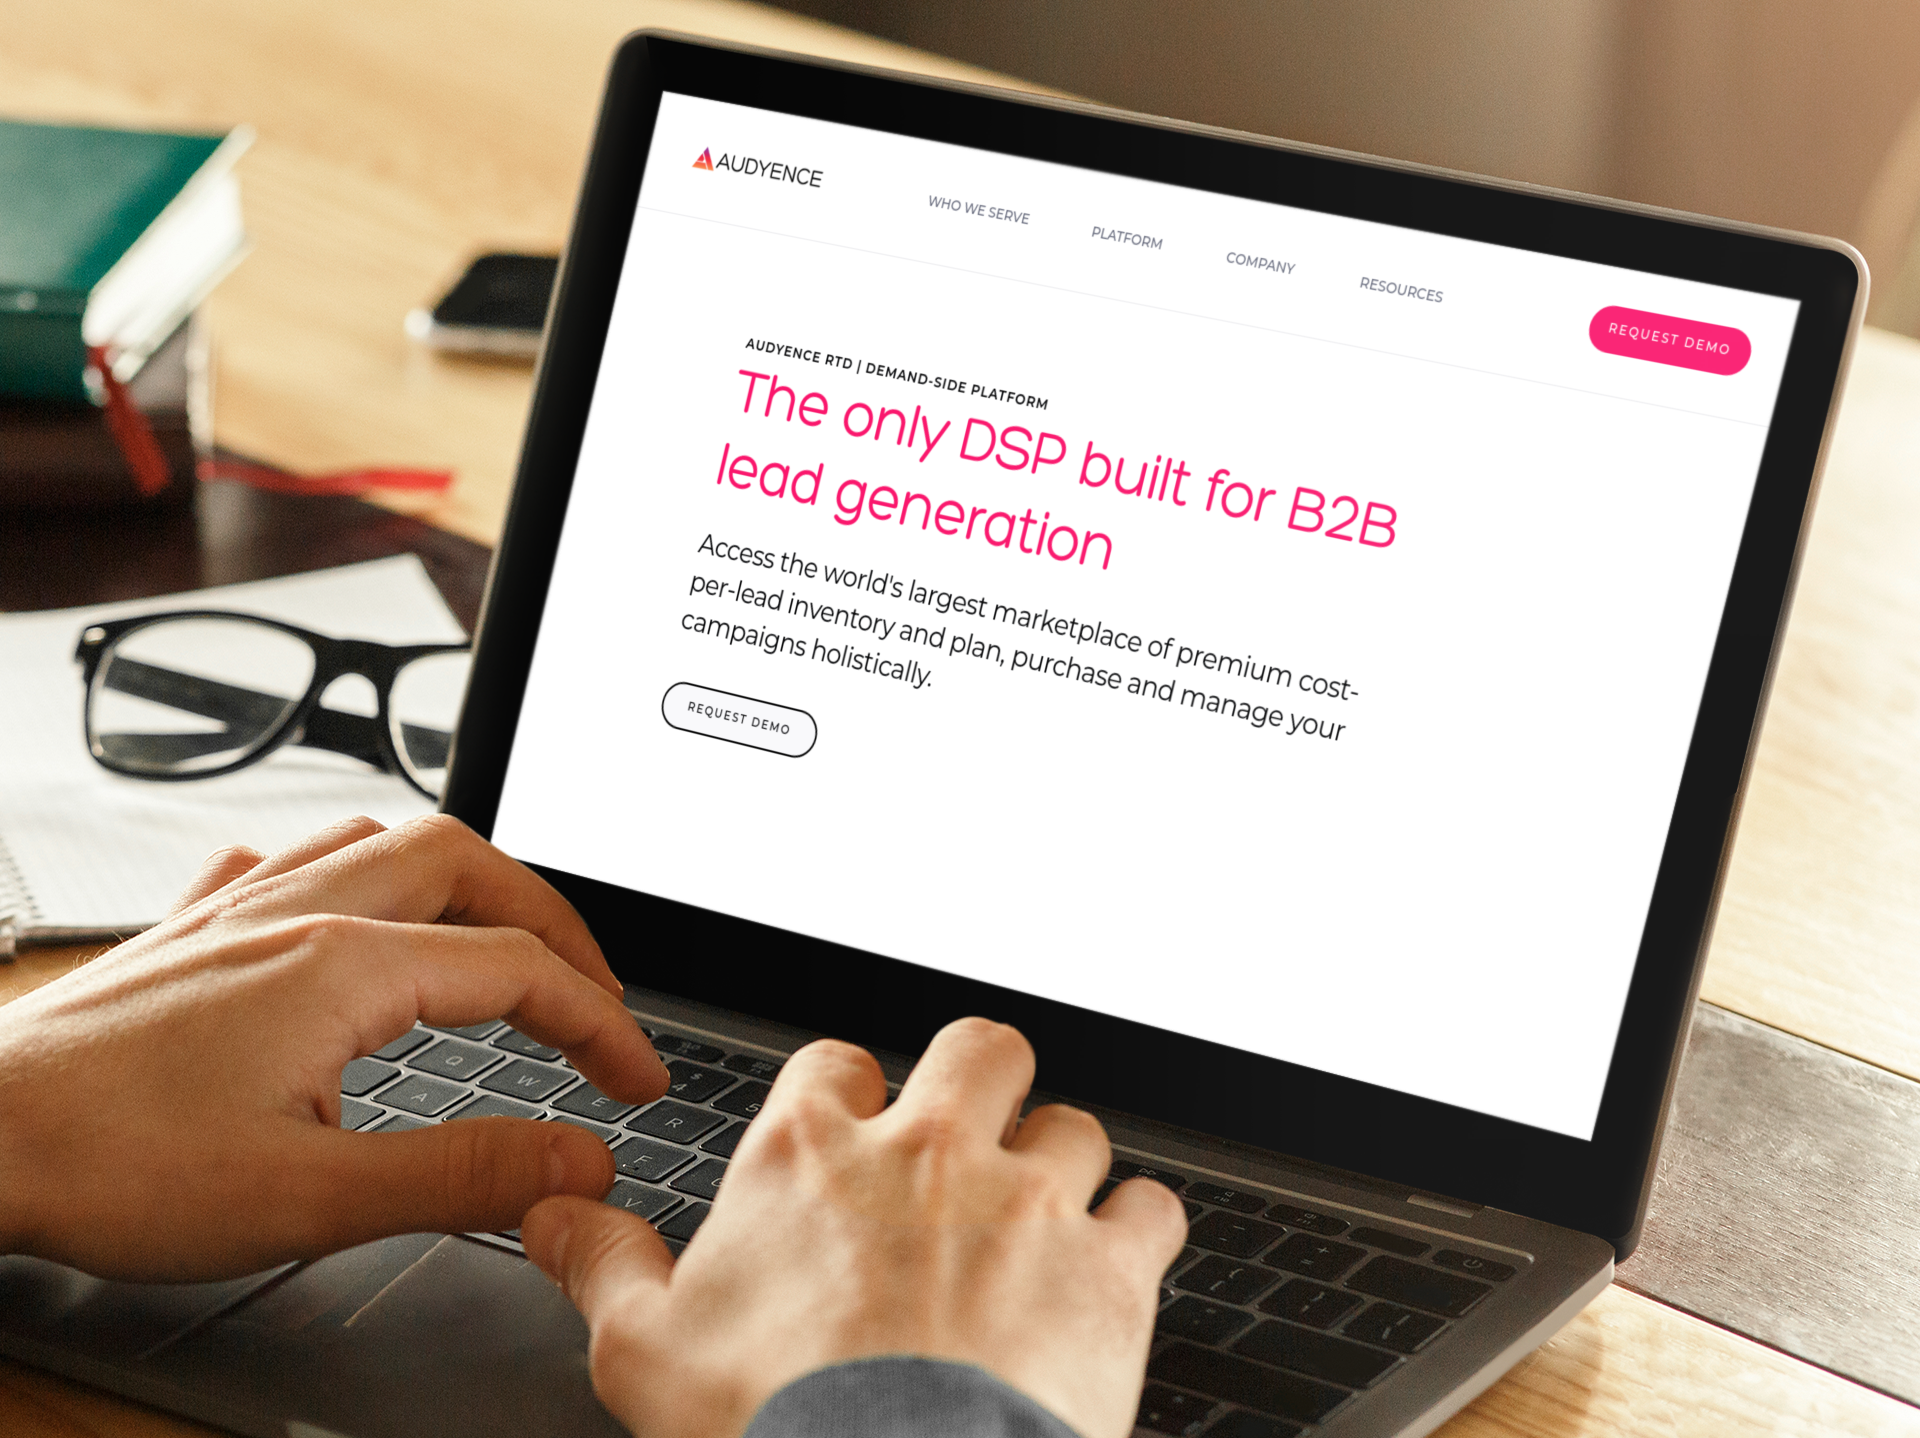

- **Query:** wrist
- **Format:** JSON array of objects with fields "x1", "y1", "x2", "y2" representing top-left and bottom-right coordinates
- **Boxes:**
[{"x1": 0, "y1": 1008, "x2": 59, "y2": 1258}]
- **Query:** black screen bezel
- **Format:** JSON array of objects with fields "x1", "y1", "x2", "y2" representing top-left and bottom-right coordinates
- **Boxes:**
[{"x1": 443, "y1": 32, "x2": 1860, "y2": 1254}]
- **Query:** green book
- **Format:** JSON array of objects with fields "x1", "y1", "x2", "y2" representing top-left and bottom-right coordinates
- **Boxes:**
[{"x1": 0, "y1": 118, "x2": 250, "y2": 402}]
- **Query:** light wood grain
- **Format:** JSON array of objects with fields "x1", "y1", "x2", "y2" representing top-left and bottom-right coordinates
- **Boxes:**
[
  {"x1": 0, "y1": 0, "x2": 1039, "y2": 544},
  {"x1": 1615, "y1": 1002, "x2": 1920, "y2": 1402},
  {"x1": 1700, "y1": 325, "x2": 1920, "y2": 1083},
  {"x1": 1444, "y1": 1284, "x2": 1920, "y2": 1437}
]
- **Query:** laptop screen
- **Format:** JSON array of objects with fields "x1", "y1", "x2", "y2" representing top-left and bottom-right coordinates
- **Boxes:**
[{"x1": 488, "y1": 90, "x2": 1801, "y2": 1144}]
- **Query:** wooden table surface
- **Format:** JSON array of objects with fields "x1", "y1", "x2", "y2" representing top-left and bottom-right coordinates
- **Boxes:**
[{"x1": 6, "y1": 1, "x2": 1920, "y2": 1434}]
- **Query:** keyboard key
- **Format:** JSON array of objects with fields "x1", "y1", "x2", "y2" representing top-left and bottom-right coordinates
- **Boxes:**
[
  {"x1": 1157, "y1": 1296, "x2": 1255, "y2": 1346},
  {"x1": 1137, "y1": 1383, "x2": 1216, "y2": 1436},
  {"x1": 1089, "y1": 1179, "x2": 1118, "y2": 1211},
  {"x1": 1175, "y1": 1256, "x2": 1277, "y2": 1306},
  {"x1": 372, "y1": 1113, "x2": 432, "y2": 1132},
  {"x1": 701, "y1": 1121, "x2": 748, "y2": 1157},
  {"x1": 1147, "y1": 1342, "x2": 1348, "y2": 1425},
  {"x1": 720, "y1": 1052, "x2": 783, "y2": 1081},
  {"x1": 1167, "y1": 1245, "x2": 1201, "y2": 1276},
  {"x1": 1113, "y1": 1160, "x2": 1190, "y2": 1192},
  {"x1": 1233, "y1": 1320, "x2": 1398, "y2": 1388},
  {"x1": 552, "y1": 1083, "x2": 639, "y2": 1124},
  {"x1": 339, "y1": 1097, "x2": 382, "y2": 1130},
  {"x1": 1186, "y1": 1183, "x2": 1268, "y2": 1214},
  {"x1": 1346, "y1": 1256, "x2": 1491, "y2": 1318},
  {"x1": 449, "y1": 1093, "x2": 542, "y2": 1121},
  {"x1": 614, "y1": 1135, "x2": 697, "y2": 1182},
  {"x1": 670, "y1": 1158, "x2": 729, "y2": 1201},
  {"x1": 492, "y1": 1028, "x2": 563, "y2": 1061},
  {"x1": 1258, "y1": 1279, "x2": 1361, "y2": 1330},
  {"x1": 651, "y1": 1034, "x2": 726, "y2": 1064},
  {"x1": 372, "y1": 1028, "x2": 432, "y2": 1061},
  {"x1": 1432, "y1": 1249, "x2": 1517, "y2": 1282},
  {"x1": 1264, "y1": 1234, "x2": 1366, "y2": 1281},
  {"x1": 1200, "y1": 1413, "x2": 1303, "y2": 1438},
  {"x1": 340, "y1": 1058, "x2": 397, "y2": 1096},
  {"x1": 431, "y1": 1021, "x2": 504, "y2": 1040},
  {"x1": 712, "y1": 1079, "x2": 770, "y2": 1118},
  {"x1": 1349, "y1": 1226, "x2": 1428, "y2": 1258},
  {"x1": 1264, "y1": 1203, "x2": 1348, "y2": 1237},
  {"x1": 658, "y1": 1200, "x2": 709, "y2": 1241},
  {"x1": 407, "y1": 1038, "x2": 503, "y2": 1081},
  {"x1": 377, "y1": 1073, "x2": 469, "y2": 1116},
  {"x1": 548, "y1": 1114, "x2": 621, "y2": 1143},
  {"x1": 664, "y1": 1061, "x2": 735, "y2": 1104},
  {"x1": 1190, "y1": 1212, "x2": 1285, "y2": 1259},
  {"x1": 1342, "y1": 1302, "x2": 1445, "y2": 1354},
  {"x1": 604, "y1": 1179, "x2": 680, "y2": 1221},
  {"x1": 480, "y1": 1058, "x2": 575, "y2": 1102},
  {"x1": 627, "y1": 1099, "x2": 726, "y2": 1144}
]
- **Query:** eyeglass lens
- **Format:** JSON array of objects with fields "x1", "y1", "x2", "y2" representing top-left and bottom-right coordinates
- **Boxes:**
[
  {"x1": 88, "y1": 617, "x2": 317, "y2": 776},
  {"x1": 389, "y1": 650, "x2": 472, "y2": 797}
]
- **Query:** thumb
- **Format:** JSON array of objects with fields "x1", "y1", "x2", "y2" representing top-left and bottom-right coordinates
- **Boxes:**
[
  {"x1": 522, "y1": 1192, "x2": 675, "y2": 1326},
  {"x1": 303, "y1": 1117, "x2": 615, "y2": 1247}
]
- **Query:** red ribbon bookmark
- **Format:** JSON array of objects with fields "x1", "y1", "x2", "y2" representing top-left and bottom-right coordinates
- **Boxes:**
[
  {"x1": 197, "y1": 457, "x2": 455, "y2": 496},
  {"x1": 87, "y1": 345, "x2": 172, "y2": 497}
]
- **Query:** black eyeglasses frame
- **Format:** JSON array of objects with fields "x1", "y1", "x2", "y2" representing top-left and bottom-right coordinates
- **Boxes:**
[{"x1": 74, "y1": 609, "x2": 470, "y2": 799}]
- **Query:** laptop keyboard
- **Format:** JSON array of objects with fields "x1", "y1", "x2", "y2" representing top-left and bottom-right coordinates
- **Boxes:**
[{"x1": 339, "y1": 1021, "x2": 1527, "y2": 1436}]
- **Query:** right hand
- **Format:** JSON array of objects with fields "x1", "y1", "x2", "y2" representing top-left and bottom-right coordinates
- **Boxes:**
[{"x1": 523, "y1": 1016, "x2": 1187, "y2": 1438}]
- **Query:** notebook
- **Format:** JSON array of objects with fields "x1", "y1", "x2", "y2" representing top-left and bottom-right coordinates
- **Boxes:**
[
  {"x1": 0, "y1": 555, "x2": 463, "y2": 953},
  {"x1": 0, "y1": 117, "x2": 249, "y2": 402}
]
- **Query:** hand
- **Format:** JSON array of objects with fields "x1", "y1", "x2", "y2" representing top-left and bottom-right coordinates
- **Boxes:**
[
  {"x1": 0, "y1": 814, "x2": 668, "y2": 1281},
  {"x1": 524, "y1": 1017, "x2": 1187, "y2": 1438}
]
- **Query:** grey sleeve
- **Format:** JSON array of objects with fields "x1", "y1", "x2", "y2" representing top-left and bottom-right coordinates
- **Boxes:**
[{"x1": 741, "y1": 1356, "x2": 1085, "y2": 1438}]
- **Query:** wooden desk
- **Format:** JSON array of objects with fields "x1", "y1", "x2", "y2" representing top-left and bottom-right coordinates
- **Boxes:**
[{"x1": 5, "y1": 2, "x2": 1920, "y2": 1434}]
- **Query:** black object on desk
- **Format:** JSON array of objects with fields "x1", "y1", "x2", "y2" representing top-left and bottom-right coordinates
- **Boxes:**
[{"x1": 0, "y1": 465, "x2": 491, "y2": 629}]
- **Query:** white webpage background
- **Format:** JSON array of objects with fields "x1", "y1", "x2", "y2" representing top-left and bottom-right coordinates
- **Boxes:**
[{"x1": 493, "y1": 93, "x2": 1801, "y2": 1139}]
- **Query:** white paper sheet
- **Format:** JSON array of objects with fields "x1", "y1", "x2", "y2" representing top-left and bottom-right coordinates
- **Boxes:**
[{"x1": 0, "y1": 555, "x2": 466, "y2": 936}]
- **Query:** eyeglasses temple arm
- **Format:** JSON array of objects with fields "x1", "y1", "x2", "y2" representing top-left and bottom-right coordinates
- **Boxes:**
[{"x1": 102, "y1": 660, "x2": 451, "y2": 773}]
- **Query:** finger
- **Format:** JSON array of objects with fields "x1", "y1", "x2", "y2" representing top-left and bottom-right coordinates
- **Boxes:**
[
  {"x1": 168, "y1": 844, "x2": 266, "y2": 914},
  {"x1": 888, "y1": 1017, "x2": 1035, "y2": 1145},
  {"x1": 291, "y1": 1116, "x2": 615, "y2": 1251},
  {"x1": 1093, "y1": 1176, "x2": 1190, "y2": 1281},
  {"x1": 227, "y1": 815, "x2": 388, "y2": 885},
  {"x1": 756, "y1": 1037, "x2": 890, "y2": 1129},
  {"x1": 244, "y1": 815, "x2": 619, "y2": 999},
  {"x1": 1007, "y1": 1103, "x2": 1112, "y2": 1200},
  {"x1": 522, "y1": 1194, "x2": 674, "y2": 1330},
  {"x1": 327, "y1": 918, "x2": 667, "y2": 1104}
]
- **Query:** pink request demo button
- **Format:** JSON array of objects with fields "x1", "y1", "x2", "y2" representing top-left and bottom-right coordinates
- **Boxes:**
[{"x1": 1589, "y1": 306, "x2": 1751, "y2": 375}]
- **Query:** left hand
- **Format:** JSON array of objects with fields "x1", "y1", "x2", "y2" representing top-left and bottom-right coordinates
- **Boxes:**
[{"x1": 0, "y1": 813, "x2": 669, "y2": 1280}]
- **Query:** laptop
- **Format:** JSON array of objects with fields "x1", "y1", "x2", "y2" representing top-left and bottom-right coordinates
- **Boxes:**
[{"x1": 0, "y1": 31, "x2": 1864, "y2": 1438}]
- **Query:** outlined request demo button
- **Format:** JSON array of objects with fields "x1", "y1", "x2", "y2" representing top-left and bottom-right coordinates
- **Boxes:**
[
  {"x1": 1589, "y1": 305, "x2": 1751, "y2": 375},
  {"x1": 662, "y1": 683, "x2": 817, "y2": 757}
]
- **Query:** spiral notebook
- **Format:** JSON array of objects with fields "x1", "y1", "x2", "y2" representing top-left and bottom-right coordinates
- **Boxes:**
[{"x1": 0, "y1": 555, "x2": 464, "y2": 955}]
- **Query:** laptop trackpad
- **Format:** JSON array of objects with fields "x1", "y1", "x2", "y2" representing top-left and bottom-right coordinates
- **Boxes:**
[{"x1": 151, "y1": 1234, "x2": 625, "y2": 1438}]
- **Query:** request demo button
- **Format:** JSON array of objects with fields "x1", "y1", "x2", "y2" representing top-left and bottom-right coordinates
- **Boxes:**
[
  {"x1": 662, "y1": 683, "x2": 816, "y2": 757},
  {"x1": 1589, "y1": 305, "x2": 1751, "y2": 375}
]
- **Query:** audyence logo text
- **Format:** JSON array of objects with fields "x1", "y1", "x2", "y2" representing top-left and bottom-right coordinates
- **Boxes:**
[{"x1": 693, "y1": 146, "x2": 824, "y2": 188}]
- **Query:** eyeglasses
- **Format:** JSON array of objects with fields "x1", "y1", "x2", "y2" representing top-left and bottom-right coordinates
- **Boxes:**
[{"x1": 74, "y1": 610, "x2": 472, "y2": 799}]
